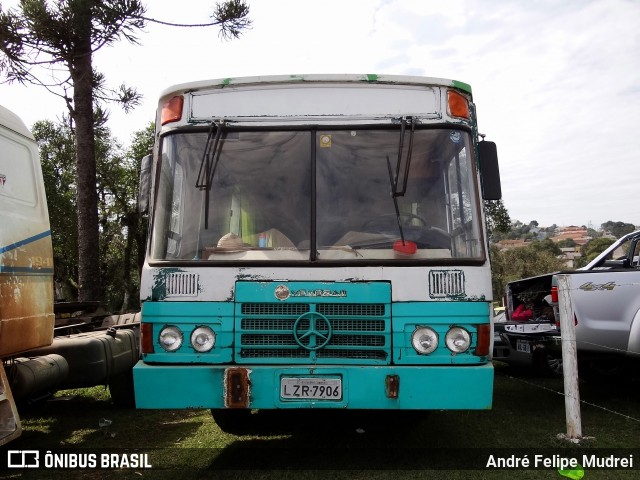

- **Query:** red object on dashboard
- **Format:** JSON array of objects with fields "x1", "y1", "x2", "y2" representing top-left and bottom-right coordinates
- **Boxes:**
[{"x1": 393, "y1": 240, "x2": 417, "y2": 255}]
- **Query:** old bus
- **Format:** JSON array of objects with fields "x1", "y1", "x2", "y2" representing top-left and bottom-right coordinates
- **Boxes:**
[{"x1": 133, "y1": 74, "x2": 501, "y2": 431}]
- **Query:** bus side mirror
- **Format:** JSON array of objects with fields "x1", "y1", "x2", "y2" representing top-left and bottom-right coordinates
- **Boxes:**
[
  {"x1": 138, "y1": 154, "x2": 153, "y2": 214},
  {"x1": 478, "y1": 141, "x2": 502, "y2": 200}
]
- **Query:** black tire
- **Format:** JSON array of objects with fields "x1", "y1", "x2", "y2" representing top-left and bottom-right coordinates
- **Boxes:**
[
  {"x1": 108, "y1": 370, "x2": 136, "y2": 407},
  {"x1": 211, "y1": 409, "x2": 254, "y2": 435},
  {"x1": 535, "y1": 350, "x2": 563, "y2": 377}
]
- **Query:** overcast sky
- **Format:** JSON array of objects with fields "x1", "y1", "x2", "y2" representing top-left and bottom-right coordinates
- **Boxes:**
[{"x1": 1, "y1": 0, "x2": 638, "y2": 229}]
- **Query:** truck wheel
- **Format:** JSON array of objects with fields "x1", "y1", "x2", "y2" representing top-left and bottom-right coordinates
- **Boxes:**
[
  {"x1": 535, "y1": 350, "x2": 563, "y2": 377},
  {"x1": 108, "y1": 370, "x2": 135, "y2": 407},
  {"x1": 211, "y1": 409, "x2": 253, "y2": 435},
  {"x1": 543, "y1": 353, "x2": 563, "y2": 377}
]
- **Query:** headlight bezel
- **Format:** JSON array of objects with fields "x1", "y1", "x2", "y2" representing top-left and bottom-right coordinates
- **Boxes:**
[
  {"x1": 158, "y1": 325, "x2": 184, "y2": 352},
  {"x1": 445, "y1": 326, "x2": 472, "y2": 353},
  {"x1": 411, "y1": 326, "x2": 439, "y2": 355},
  {"x1": 190, "y1": 326, "x2": 216, "y2": 352}
]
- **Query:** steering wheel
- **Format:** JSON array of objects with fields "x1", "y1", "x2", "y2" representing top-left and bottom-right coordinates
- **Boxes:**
[
  {"x1": 361, "y1": 213, "x2": 428, "y2": 232},
  {"x1": 360, "y1": 213, "x2": 452, "y2": 249}
]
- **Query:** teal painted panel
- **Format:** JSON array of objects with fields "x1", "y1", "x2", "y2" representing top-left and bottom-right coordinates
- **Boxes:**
[
  {"x1": 134, "y1": 362, "x2": 492, "y2": 410},
  {"x1": 392, "y1": 301, "x2": 490, "y2": 320},
  {"x1": 392, "y1": 301, "x2": 491, "y2": 365},
  {"x1": 235, "y1": 281, "x2": 391, "y2": 303},
  {"x1": 134, "y1": 362, "x2": 226, "y2": 408},
  {"x1": 141, "y1": 301, "x2": 234, "y2": 364},
  {"x1": 142, "y1": 301, "x2": 234, "y2": 317},
  {"x1": 138, "y1": 299, "x2": 491, "y2": 365}
]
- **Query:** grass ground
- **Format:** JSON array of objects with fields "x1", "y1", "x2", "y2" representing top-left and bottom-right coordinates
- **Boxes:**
[{"x1": 1, "y1": 363, "x2": 638, "y2": 479}]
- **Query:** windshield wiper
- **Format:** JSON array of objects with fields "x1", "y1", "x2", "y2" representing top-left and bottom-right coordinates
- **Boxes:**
[
  {"x1": 196, "y1": 120, "x2": 226, "y2": 229},
  {"x1": 385, "y1": 116, "x2": 415, "y2": 245}
]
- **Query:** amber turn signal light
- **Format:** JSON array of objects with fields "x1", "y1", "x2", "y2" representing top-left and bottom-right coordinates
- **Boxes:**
[
  {"x1": 474, "y1": 324, "x2": 491, "y2": 356},
  {"x1": 161, "y1": 95, "x2": 184, "y2": 125},
  {"x1": 447, "y1": 90, "x2": 470, "y2": 119}
]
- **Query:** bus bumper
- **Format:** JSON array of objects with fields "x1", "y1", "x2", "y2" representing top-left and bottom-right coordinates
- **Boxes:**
[{"x1": 133, "y1": 362, "x2": 493, "y2": 410}]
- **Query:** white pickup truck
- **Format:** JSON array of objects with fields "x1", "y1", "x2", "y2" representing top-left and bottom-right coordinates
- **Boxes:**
[{"x1": 493, "y1": 230, "x2": 640, "y2": 376}]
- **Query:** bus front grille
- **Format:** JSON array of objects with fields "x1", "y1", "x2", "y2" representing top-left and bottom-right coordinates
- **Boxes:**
[{"x1": 236, "y1": 302, "x2": 390, "y2": 364}]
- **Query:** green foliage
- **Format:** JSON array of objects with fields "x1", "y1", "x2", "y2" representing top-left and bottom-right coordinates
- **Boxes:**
[
  {"x1": 97, "y1": 122, "x2": 155, "y2": 311},
  {"x1": 1, "y1": 0, "x2": 251, "y2": 303},
  {"x1": 529, "y1": 237, "x2": 562, "y2": 256},
  {"x1": 490, "y1": 244, "x2": 566, "y2": 300},
  {"x1": 601, "y1": 221, "x2": 636, "y2": 238},
  {"x1": 0, "y1": 0, "x2": 151, "y2": 301},
  {"x1": 36, "y1": 118, "x2": 154, "y2": 310},
  {"x1": 484, "y1": 199, "x2": 511, "y2": 239},
  {"x1": 100, "y1": 122, "x2": 154, "y2": 311},
  {"x1": 491, "y1": 219, "x2": 546, "y2": 242},
  {"x1": 0, "y1": 1, "x2": 146, "y2": 101},
  {"x1": 33, "y1": 120, "x2": 79, "y2": 299},
  {"x1": 586, "y1": 227, "x2": 602, "y2": 239},
  {"x1": 556, "y1": 238, "x2": 576, "y2": 248},
  {"x1": 212, "y1": 0, "x2": 252, "y2": 39},
  {"x1": 574, "y1": 236, "x2": 615, "y2": 268}
]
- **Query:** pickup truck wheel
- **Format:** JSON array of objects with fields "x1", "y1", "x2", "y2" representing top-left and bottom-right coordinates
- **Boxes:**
[
  {"x1": 544, "y1": 353, "x2": 563, "y2": 377},
  {"x1": 534, "y1": 349, "x2": 563, "y2": 377}
]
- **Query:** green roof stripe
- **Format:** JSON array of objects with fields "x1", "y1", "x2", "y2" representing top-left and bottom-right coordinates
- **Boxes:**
[{"x1": 452, "y1": 80, "x2": 472, "y2": 94}]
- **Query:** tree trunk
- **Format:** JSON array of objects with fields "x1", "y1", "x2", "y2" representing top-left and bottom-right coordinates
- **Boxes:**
[
  {"x1": 120, "y1": 212, "x2": 136, "y2": 312},
  {"x1": 69, "y1": 6, "x2": 102, "y2": 302}
]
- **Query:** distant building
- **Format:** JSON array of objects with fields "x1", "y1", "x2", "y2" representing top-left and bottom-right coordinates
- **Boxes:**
[
  {"x1": 559, "y1": 247, "x2": 582, "y2": 268},
  {"x1": 551, "y1": 226, "x2": 591, "y2": 249},
  {"x1": 494, "y1": 239, "x2": 529, "y2": 250}
]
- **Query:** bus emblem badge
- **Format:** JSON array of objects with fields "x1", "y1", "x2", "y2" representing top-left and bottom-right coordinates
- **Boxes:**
[
  {"x1": 275, "y1": 284, "x2": 290, "y2": 301},
  {"x1": 293, "y1": 313, "x2": 332, "y2": 351}
]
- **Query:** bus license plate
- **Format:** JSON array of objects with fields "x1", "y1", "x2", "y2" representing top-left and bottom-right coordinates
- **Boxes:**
[{"x1": 280, "y1": 377, "x2": 342, "y2": 400}]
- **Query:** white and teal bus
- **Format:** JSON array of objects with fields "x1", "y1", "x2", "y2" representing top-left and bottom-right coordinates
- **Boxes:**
[{"x1": 134, "y1": 74, "x2": 501, "y2": 431}]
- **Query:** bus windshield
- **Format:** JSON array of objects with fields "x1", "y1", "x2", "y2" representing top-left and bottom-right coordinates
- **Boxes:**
[{"x1": 150, "y1": 127, "x2": 484, "y2": 262}]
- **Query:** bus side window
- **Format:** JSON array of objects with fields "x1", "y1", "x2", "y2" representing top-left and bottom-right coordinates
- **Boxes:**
[{"x1": 0, "y1": 132, "x2": 39, "y2": 208}]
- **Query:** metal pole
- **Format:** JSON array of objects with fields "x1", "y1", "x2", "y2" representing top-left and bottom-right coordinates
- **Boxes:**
[{"x1": 557, "y1": 274, "x2": 583, "y2": 440}]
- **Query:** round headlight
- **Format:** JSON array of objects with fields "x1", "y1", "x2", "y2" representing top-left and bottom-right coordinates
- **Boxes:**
[
  {"x1": 159, "y1": 326, "x2": 183, "y2": 352},
  {"x1": 445, "y1": 327, "x2": 471, "y2": 353},
  {"x1": 191, "y1": 326, "x2": 216, "y2": 352},
  {"x1": 411, "y1": 327, "x2": 439, "y2": 355}
]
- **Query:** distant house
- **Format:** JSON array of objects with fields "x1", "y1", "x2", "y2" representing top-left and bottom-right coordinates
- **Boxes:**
[
  {"x1": 559, "y1": 247, "x2": 582, "y2": 268},
  {"x1": 494, "y1": 239, "x2": 529, "y2": 250},
  {"x1": 551, "y1": 226, "x2": 591, "y2": 249}
]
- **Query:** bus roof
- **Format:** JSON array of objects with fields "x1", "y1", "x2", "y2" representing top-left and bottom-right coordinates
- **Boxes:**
[
  {"x1": 0, "y1": 105, "x2": 35, "y2": 140},
  {"x1": 159, "y1": 74, "x2": 473, "y2": 98}
]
